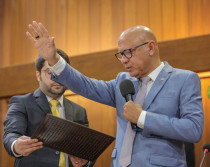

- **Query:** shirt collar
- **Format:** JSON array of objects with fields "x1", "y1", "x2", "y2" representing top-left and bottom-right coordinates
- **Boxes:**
[
  {"x1": 148, "y1": 62, "x2": 164, "y2": 82},
  {"x1": 46, "y1": 95, "x2": 64, "y2": 107}
]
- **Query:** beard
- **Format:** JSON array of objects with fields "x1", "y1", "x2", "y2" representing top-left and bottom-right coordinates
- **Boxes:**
[
  {"x1": 40, "y1": 78, "x2": 67, "y2": 98},
  {"x1": 47, "y1": 85, "x2": 66, "y2": 97}
]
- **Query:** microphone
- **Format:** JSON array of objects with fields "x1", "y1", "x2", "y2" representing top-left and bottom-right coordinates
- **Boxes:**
[
  {"x1": 119, "y1": 79, "x2": 138, "y2": 131},
  {"x1": 203, "y1": 144, "x2": 210, "y2": 150},
  {"x1": 200, "y1": 144, "x2": 210, "y2": 167}
]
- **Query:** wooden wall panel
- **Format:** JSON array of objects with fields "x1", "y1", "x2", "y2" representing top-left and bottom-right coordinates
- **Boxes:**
[
  {"x1": 0, "y1": 98, "x2": 15, "y2": 167},
  {"x1": 78, "y1": 0, "x2": 90, "y2": 54},
  {"x1": 136, "y1": 0, "x2": 150, "y2": 27},
  {"x1": 174, "y1": 0, "x2": 189, "y2": 38},
  {"x1": 149, "y1": 0, "x2": 163, "y2": 41},
  {"x1": 89, "y1": 0, "x2": 101, "y2": 52},
  {"x1": 112, "y1": 0, "x2": 124, "y2": 46},
  {"x1": 188, "y1": 0, "x2": 204, "y2": 36},
  {"x1": 100, "y1": 0, "x2": 113, "y2": 51},
  {"x1": 0, "y1": 0, "x2": 210, "y2": 67},
  {"x1": 202, "y1": 0, "x2": 210, "y2": 34},
  {"x1": 124, "y1": 0, "x2": 137, "y2": 29},
  {"x1": 0, "y1": 0, "x2": 4, "y2": 67},
  {"x1": 66, "y1": 0, "x2": 78, "y2": 55},
  {"x1": 162, "y1": 0, "x2": 176, "y2": 40}
]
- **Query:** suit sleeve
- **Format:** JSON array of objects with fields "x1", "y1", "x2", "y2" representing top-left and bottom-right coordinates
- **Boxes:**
[
  {"x1": 51, "y1": 64, "x2": 117, "y2": 108},
  {"x1": 143, "y1": 72, "x2": 204, "y2": 143},
  {"x1": 3, "y1": 96, "x2": 28, "y2": 156}
]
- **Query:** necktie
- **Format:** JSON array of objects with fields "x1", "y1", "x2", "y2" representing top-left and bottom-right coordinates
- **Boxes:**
[
  {"x1": 119, "y1": 76, "x2": 150, "y2": 167},
  {"x1": 49, "y1": 100, "x2": 66, "y2": 167}
]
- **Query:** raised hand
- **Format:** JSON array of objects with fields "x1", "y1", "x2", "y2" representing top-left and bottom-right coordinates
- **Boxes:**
[
  {"x1": 13, "y1": 136, "x2": 43, "y2": 156},
  {"x1": 26, "y1": 21, "x2": 59, "y2": 66},
  {"x1": 68, "y1": 154, "x2": 88, "y2": 167}
]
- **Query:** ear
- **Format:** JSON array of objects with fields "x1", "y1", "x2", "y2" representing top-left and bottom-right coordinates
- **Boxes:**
[
  {"x1": 36, "y1": 71, "x2": 41, "y2": 82},
  {"x1": 148, "y1": 40, "x2": 156, "y2": 56}
]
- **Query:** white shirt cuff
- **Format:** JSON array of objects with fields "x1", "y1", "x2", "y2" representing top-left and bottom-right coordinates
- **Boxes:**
[
  {"x1": 48, "y1": 54, "x2": 66, "y2": 76},
  {"x1": 137, "y1": 110, "x2": 146, "y2": 129},
  {"x1": 11, "y1": 140, "x2": 22, "y2": 157}
]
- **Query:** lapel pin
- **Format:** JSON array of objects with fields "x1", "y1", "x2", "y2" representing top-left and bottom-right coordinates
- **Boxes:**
[{"x1": 160, "y1": 78, "x2": 164, "y2": 82}]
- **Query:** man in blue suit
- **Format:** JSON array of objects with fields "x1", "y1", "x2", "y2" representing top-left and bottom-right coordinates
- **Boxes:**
[{"x1": 26, "y1": 21, "x2": 204, "y2": 167}]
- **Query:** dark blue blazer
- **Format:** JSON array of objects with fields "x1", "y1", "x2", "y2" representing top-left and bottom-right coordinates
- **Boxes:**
[{"x1": 4, "y1": 88, "x2": 89, "y2": 167}]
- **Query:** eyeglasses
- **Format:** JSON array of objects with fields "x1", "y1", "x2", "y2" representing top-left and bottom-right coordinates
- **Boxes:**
[
  {"x1": 42, "y1": 68, "x2": 52, "y2": 78},
  {"x1": 115, "y1": 42, "x2": 149, "y2": 61}
]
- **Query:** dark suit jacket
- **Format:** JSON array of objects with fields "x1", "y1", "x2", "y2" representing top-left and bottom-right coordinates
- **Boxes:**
[{"x1": 3, "y1": 88, "x2": 89, "y2": 167}]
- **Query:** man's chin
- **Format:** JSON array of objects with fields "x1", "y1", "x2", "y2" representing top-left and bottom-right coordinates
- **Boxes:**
[
  {"x1": 129, "y1": 72, "x2": 141, "y2": 79},
  {"x1": 129, "y1": 72, "x2": 136, "y2": 77},
  {"x1": 51, "y1": 88, "x2": 65, "y2": 95}
]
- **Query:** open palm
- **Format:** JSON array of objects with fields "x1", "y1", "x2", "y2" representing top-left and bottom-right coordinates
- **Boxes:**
[{"x1": 26, "y1": 21, "x2": 57, "y2": 65}]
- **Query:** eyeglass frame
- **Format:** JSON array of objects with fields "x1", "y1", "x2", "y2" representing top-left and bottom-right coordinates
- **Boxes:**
[{"x1": 115, "y1": 42, "x2": 149, "y2": 61}]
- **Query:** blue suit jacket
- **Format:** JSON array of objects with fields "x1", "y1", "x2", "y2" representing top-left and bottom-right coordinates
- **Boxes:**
[
  {"x1": 52, "y1": 62, "x2": 204, "y2": 167},
  {"x1": 4, "y1": 88, "x2": 89, "y2": 167}
]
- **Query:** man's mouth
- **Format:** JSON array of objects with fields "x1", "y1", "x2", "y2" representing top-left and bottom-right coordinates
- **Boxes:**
[
  {"x1": 52, "y1": 84, "x2": 62, "y2": 87},
  {"x1": 125, "y1": 66, "x2": 132, "y2": 72}
]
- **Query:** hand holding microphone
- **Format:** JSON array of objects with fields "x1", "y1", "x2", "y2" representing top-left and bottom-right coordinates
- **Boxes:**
[{"x1": 120, "y1": 79, "x2": 141, "y2": 131}]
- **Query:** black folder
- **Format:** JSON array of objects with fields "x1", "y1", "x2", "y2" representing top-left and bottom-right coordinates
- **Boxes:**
[{"x1": 31, "y1": 114, "x2": 115, "y2": 161}]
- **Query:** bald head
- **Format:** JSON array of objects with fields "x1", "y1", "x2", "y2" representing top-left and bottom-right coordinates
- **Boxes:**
[{"x1": 119, "y1": 26, "x2": 157, "y2": 44}]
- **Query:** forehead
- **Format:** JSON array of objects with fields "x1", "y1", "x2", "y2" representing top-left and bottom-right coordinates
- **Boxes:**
[
  {"x1": 119, "y1": 29, "x2": 145, "y2": 48},
  {"x1": 118, "y1": 35, "x2": 143, "y2": 52}
]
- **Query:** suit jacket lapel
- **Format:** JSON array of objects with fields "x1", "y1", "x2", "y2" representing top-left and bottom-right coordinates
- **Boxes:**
[
  {"x1": 143, "y1": 63, "x2": 173, "y2": 110},
  {"x1": 63, "y1": 97, "x2": 74, "y2": 121},
  {"x1": 33, "y1": 88, "x2": 51, "y2": 114}
]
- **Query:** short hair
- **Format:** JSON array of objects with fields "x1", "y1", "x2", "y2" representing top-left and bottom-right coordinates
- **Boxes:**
[{"x1": 35, "y1": 49, "x2": 70, "y2": 72}]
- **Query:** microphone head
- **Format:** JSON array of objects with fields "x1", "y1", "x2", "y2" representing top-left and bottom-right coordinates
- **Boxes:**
[
  {"x1": 203, "y1": 144, "x2": 210, "y2": 151},
  {"x1": 119, "y1": 79, "x2": 135, "y2": 98}
]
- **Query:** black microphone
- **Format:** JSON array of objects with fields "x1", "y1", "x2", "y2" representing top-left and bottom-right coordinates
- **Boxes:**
[
  {"x1": 119, "y1": 79, "x2": 139, "y2": 131},
  {"x1": 200, "y1": 144, "x2": 210, "y2": 167}
]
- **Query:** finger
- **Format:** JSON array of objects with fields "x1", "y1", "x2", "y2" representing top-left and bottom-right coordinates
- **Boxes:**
[
  {"x1": 28, "y1": 141, "x2": 43, "y2": 147},
  {"x1": 19, "y1": 135, "x2": 31, "y2": 139},
  {"x1": 28, "y1": 24, "x2": 39, "y2": 38},
  {"x1": 80, "y1": 160, "x2": 88, "y2": 166},
  {"x1": 50, "y1": 37, "x2": 56, "y2": 48},
  {"x1": 18, "y1": 137, "x2": 39, "y2": 146},
  {"x1": 22, "y1": 144, "x2": 43, "y2": 156},
  {"x1": 72, "y1": 162, "x2": 81, "y2": 167},
  {"x1": 127, "y1": 100, "x2": 134, "y2": 105},
  {"x1": 32, "y1": 21, "x2": 43, "y2": 37},
  {"x1": 38, "y1": 22, "x2": 49, "y2": 37},
  {"x1": 18, "y1": 140, "x2": 43, "y2": 151},
  {"x1": 25, "y1": 139, "x2": 42, "y2": 145},
  {"x1": 26, "y1": 32, "x2": 36, "y2": 45}
]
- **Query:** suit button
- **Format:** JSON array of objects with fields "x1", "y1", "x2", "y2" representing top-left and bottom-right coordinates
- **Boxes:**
[{"x1": 55, "y1": 151, "x2": 60, "y2": 155}]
